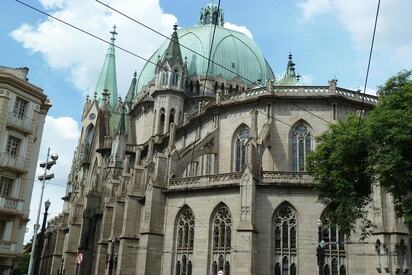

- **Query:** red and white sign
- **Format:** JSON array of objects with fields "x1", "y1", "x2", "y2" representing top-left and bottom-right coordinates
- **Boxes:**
[
  {"x1": 218, "y1": 271, "x2": 224, "y2": 275},
  {"x1": 76, "y1": 252, "x2": 83, "y2": 264}
]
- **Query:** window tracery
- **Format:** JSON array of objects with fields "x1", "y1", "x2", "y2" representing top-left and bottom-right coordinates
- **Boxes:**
[
  {"x1": 175, "y1": 207, "x2": 195, "y2": 275},
  {"x1": 319, "y1": 212, "x2": 347, "y2": 275},
  {"x1": 210, "y1": 205, "x2": 232, "y2": 275},
  {"x1": 273, "y1": 202, "x2": 298, "y2": 275},
  {"x1": 291, "y1": 123, "x2": 311, "y2": 171}
]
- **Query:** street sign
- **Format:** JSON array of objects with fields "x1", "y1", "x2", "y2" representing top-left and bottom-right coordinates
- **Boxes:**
[
  {"x1": 76, "y1": 252, "x2": 83, "y2": 265},
  {"x1": 218, "y1": 271, "x2": 224, "y2": 275}
]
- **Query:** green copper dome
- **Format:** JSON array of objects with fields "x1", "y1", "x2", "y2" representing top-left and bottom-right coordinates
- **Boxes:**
[{"x1": 135, "y1": 10, "x2": 274, "y2": 94}]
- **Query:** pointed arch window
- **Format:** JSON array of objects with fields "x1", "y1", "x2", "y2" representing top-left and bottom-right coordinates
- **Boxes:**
[
  {"x1": 210, "y1": 204, "x2": 232, "y2": 275},
  {"x1": 291, "y1": 123, "x2": 312, "y2": 171},
  {"x1": 172, "y1": 69, "x2": 179, "y2": 86},
  {"x1": 273, "y1": 202, "x2": 298, "y2": 274},
  {"x1": 159, "y1": 108, "x2": 165, "y2": 135},
  {"x1": 174, "y1": 207, "x2": 195, "y2": 275},
  {"x1": 161, "y1": 69, "x2": 168, "y2": 86},
  {"x1": 319, "y1": 211, "x2": 347, "y2": 275},
  {"x1": 234, "y1": 127, "x2": 250, "y2": 172},
  {"x1": 170, "y1": 108, "x2": 176, "y2": 127}
]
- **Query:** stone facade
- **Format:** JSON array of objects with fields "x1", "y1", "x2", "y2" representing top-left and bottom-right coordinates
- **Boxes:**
[
  {"x1": 39, "y1": 5, "x2": 410, "y2": 275},
  {"x1": 0, "y1": 66, "x2": 51, "y2": 274}
]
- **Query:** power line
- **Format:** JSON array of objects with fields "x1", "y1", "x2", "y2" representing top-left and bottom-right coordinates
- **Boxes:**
[
  {"x1": 357, "y1": 0, "x2": 381, "y2": 130},
  {"x1": 12, "y1": 0, "x2": 297, "y2": 129},
  {"x1": 95, "y1": 0, "x2": 334, "y2": 126}
]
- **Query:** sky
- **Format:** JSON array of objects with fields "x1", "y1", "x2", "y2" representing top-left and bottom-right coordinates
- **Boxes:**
[{"x1": 0, "y1": 0, "x2": 411, "y2": 243}]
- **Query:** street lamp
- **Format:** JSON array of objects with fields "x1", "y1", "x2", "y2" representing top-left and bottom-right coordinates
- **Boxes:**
[
  {"x1": 33, "y1": 199, "x2": 51, "y2": 274},
  {"x1": 317, "y1": 219, "x2": 326, "y2": 275},
  {"x1": 28, "y1": 148, "x2": 58, "y2": 275}
]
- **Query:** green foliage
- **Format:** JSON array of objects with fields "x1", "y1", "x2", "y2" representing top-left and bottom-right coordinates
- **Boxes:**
[
  {"x1": 13, "y1": 240, "x2": 32, "y2": 275},
  {"x1": 307, "y1": 70, "x2": 412, "y2": 234}
]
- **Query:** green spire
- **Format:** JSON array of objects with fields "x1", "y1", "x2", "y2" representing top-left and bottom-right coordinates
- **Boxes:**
[
  {"x1": 116, "y1": 105, "x2": 126, "y2": 135},
  {"x1": 125, "y1": 71, "x2": 137, "y2": 103},
  {"x1": 95, "y1": 25, "x2": 118, "y2": 107},
  {"x1": 162, "y1": 24, "x2": 183, "y2": 65}
]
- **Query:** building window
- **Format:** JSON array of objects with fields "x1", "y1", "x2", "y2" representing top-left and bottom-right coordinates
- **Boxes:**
[
  {"x1": 234, "y1": 127, "x2": 250, "y2": 172},
  {"x1": 210, "y1": 204, "x2": 232, "y2": 275},
  {"x1": 175, "y1": 207, "x2": 194, "y2": 275},
  {"x1": 6, "y1": 135, "x2": 22, "y2": 157},
  {"x1": 161, "y1": 70, "x2": 168, "y2": 86},
  {"x1": 320, "y1": 211, "x2": 347, "y2": 275},
  {"x1": 291, "y1": 123, "x2": 311, "y2": 171},
  {"x1": 170, "y1": 108, "x2": 176, "y2": 127},
  {"x1": 172, "y1": 69, "x2": 179, "y2": 86},
  {"x1": 0, "y1": 177, "x2": 13, "y2": 198},
  {"x1": 159, "y1": 108, "x2": 165, "y2": 135},
  {"x1": 14, "y1": 97, "x2": 28, "y2": 119},
  {"x1": 273, "y1": 202, "x2": 298, "y2": 275}
]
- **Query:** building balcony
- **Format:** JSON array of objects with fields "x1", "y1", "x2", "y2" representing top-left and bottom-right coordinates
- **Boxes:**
[
  {"x1": 167, "y1": 171, "x2": 314, "y2": 192},
  {"x1": 0, "y1": 152, "x2": 30, "y2": 174},
  {"x1": 6, "y1": 112, "x2": 33, "y2": 134},
  {"x1": 0, "y1": 197, "x2": 24, "y2": 214},
  {"x1": 0, "y1": 240, "x2": 16, "y2": 255}
]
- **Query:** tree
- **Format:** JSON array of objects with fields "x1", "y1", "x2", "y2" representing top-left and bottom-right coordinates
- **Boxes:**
[
  {"x1": 307, "y1": 70, "x2": 412, "y2": 234},
  {"x1": 14, "y1": 240, "x2": 32, "y2": 275}
]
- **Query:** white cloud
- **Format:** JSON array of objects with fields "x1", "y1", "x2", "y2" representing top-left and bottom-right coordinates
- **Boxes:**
[
  {"x1": 11, "y1": 0, "x2": 177, "y2": 97},
  {"x1": 298, "y1": 0, "x2": 412, "y2": 68},
  {"x1": 25, "y1": 116, "x2": 80, "y2": 243},
  {"x1": 224, "y1": 22, "x2": 253, "y2": 39},
  {"x1": 298, "y1": 0, "x2": 331, "y2": 20},
  {"x1": 300, "y1": 74, "x2": 314, "y2": 85}
]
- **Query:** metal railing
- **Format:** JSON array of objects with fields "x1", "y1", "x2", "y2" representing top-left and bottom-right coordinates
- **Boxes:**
[
  {"x1": 0, "y1": 152, "x2": 30, "y2": 173},
  {"x1": 0, "y1": 240, "x2": 16, "y2": 254},
  {"x1": 0, "y1": 197, "x2": 22, "y2": 211},
  {"x1": 6, "y1": 112, "x2": 32, "y2": 133}
]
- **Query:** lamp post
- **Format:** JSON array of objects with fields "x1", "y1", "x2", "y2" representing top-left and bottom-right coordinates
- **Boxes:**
[
  {"x1": 28, "y1": 148, "x2": 58, "y2": 275},
  {"x1": 317, "y1": 219, "x2": 325, "y2": 275},
  {"x1": 33, "y1": 199, "x2": 51, "y2": 275}
]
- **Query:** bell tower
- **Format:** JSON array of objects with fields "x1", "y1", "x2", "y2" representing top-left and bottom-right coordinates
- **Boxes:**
[{"x1": 152, "y1": 24, "x2": 187, "y2": 135}]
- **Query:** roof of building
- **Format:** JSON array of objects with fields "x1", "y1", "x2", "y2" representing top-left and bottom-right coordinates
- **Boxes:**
[
  {"x1": 135, "y1": 5, "x2": 275, "y2": 94},
  {"x1": 95, "y1": 25, "x2": 118, "y2": 107}
]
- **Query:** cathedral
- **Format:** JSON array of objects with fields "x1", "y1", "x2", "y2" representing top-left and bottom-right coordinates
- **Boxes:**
[{"x1": 38, "y1": 4, "x2": 411, "y2": 275}]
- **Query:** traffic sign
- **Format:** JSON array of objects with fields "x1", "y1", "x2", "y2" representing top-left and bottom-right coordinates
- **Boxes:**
[{"x1": 76, "y1": 252, "x2": 83, "y2": 264}]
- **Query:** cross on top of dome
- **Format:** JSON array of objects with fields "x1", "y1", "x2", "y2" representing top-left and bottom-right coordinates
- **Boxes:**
[{"x1": 199, "y1": 4, "x2": 224, "y2": 26}]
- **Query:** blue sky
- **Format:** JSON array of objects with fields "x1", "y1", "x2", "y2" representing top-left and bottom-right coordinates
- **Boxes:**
[{"x1": 0, "y1": 0, "x2": 410, "y2": 242}]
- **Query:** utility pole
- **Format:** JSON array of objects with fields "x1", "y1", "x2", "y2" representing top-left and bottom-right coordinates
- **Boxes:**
[{"x1": 28, "y1": 148, "x2": 58, "y2": 275}]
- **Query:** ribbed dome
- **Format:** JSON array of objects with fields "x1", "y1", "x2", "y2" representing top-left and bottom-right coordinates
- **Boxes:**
[{"x1": 135, "y1": 24, "x2": 275, "y2": 94}]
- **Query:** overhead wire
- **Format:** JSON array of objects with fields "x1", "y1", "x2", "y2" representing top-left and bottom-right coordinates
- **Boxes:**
[
  {"x1": 12, "y1": 0, "x2": 299, "y2": 131},
  {"x1": 95, "y1": 0, "x2": 334, "y2": 126},
  {"x1": 356, "y1": 0, "x2": 381, "y2": 131}
]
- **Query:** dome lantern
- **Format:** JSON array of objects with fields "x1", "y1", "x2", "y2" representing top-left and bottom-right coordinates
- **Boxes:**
[{"x1": 199, "y1": 4, "x2": 224, "y2": 26}]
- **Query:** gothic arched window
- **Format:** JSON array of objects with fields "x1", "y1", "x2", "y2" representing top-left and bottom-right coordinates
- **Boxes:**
[
  {"x1": 159, "y1": 108, "x2": 165, "y2": 135},
  {"x1": 234, "y1": 127, "x2": 250, "y2": 172},
  {"x1": 161, "y1": 69, "x2": 169, "y2": 87},
  {"x1": 172, "y1": 69, "x2": 179, "y2": 86},
  {"x1": 210, "y1": 204, "x2": 232, "y2": 275},
  {"x1": 174, "y1": 207, "x2": 195, "y2": 275},
  {"x1": 170, "y1": 108, "x2": 176, "y2": 126},
  {"x1": 273, "y1": 202, "x2": 298, "y2": 274},
  {"x1": 319, "y1": 210, "x2": 347, "y2": 275},
  {"x1": 291, "y1": 122, "x2": 312, "y2": 171}
]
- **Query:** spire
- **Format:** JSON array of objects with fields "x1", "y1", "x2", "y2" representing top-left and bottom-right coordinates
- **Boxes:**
[
  {"x1": 286, "y1": 52, "x2": 296, "y2": 77},
  {"x1": 161, "y1": 24, "x2": 183, "y2": 65},
  {"x1": 199, "y1": 4, "x2": 224, "y2": 26},
  {"x1": 116, "y1": 105, "x2": 126, "y2": 136},
  {"x1": 125, "y1": 71, "x2": 137, "y2": 103},
  {"x1": 95, "y1": 25, "x2": 118, "y2": 107}
]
